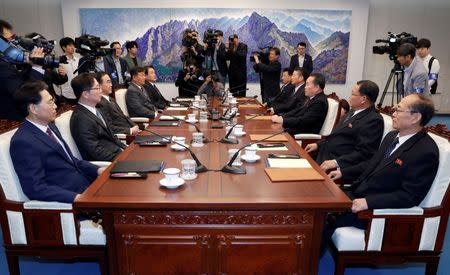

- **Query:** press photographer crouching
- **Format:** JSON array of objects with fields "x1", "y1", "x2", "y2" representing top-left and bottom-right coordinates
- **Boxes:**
[
  {"x1": 0, "y1": 20, "x2": 68, "y2": 120},
  {"x1": 175, "y1": 61, "x2": 204, "y2": 98},
  {"x1": 252, "y1": 46, "x2": 281, "y2": 103},
  {"x1": 197, "y1": 71, "x2": 225, "y2": 97}
]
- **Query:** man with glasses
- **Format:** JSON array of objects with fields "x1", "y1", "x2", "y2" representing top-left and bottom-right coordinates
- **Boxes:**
[
  {"x1": 10, "y1": 81, "x2": 105, "y2": 203},
  {"x1": 289, "y1": 42, "x2": 313, "y2": 75},
  {"x1": 96, "y1": 72, "x2": 139, "y2": 135},
  {"x1": 70, "y1": 73, "x2": 126, "y2": 161},
  {"x1": 322, "y1": 94, "x2": 439, "y2": 255},
  {"x1": 305, "y1": 80, "x2": 383, "y2": 183}
]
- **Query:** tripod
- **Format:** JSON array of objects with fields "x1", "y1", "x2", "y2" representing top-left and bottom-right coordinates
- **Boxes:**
[{"x1": 377, "y1": 62, "x2": 404, "y2": 108}]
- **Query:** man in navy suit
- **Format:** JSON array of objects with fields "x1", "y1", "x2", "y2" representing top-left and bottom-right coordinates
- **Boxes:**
[
  {"x1": 10, "y1": 81, "x2": 105, "y2": 203},
  {"x1": 289, "y1": 42, "x2": 313, "y2": 76},
  {"x1": 322, "y1": 94, "x2": 439, "y2": 254}
]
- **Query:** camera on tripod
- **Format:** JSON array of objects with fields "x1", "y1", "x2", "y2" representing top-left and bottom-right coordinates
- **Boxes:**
[
  {"x1": 74, "y1": 34, "x2": 113, "y2": 59},
  {"x1": 182, "y1": 29, "x2": 199, "y2": 48},
  {"x1": 373, "y1": 32, "x2": 417, "y2": 61},
  {"x1": 250, "y1": 47, "x2": 271, "y2": 63}
]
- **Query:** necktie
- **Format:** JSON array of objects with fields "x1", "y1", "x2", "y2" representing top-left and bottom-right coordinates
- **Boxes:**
[
  {"x1": 96, "y1": 109, "x2": 107, "y2": 127},
  {"x1": 46, "y1": 127, "x2": 72, "y2": 161},
  {"x1": 384, "y1": 137, "x2": 399, "y2": 159},
  {"x1": 341, "y1": 110, "x2": 355, "y2": 124}
]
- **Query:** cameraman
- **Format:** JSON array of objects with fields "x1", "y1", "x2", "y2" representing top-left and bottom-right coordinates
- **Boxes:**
[
  {"x1": 59, "y1": 37, "x2": 79, "y2": 105},
  {"x1": 397, "y1": 43, "x2": 429, "y2": 96},
  {"x1": 416, "y1": 38, "x2": 440, "y2": 94},
  {"x1": 0, "y1": 20, "x2": 62, "y2": 120},
  {"x1": 253, "y1": 47, "x2": 281, "y2": 103},
  {"x1": 226, "y1": 34, "x2": 247, "y2": 97},
  {"x1": 198, "y1": 71, "x2": 225, "y2": 97},
  {"x1": 180, "y1": 29, "x2": 204, "y2": 70},
  {"x1": 203, "y1": 30, "x2": 227, "y2": 85},
  {"x1": 175, "y1": 61, "x2": 203, "y2": 98}
]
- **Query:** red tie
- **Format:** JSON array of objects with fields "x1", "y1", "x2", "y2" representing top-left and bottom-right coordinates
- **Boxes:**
[{"x1": 46, "y1": 127, "x2": 59, "y2": 143}]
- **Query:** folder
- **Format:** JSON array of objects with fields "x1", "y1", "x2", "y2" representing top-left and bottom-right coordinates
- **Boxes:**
[
  {"x1": 264, "y1": 168, "x2": 324, "y2": 182},
  {"x1": 110, "y1": 160, "x2": 164, "y2": 174},
  {"x1": 166, "y1": 107, "x2": 189, "y2": 111},
  {"x1": 134, "y1": 135, "x2": 172, "y2": 144},
  {"x1": 149, "y1": 121, "x2": 181, "y2": 127},
  {"x1": 250, "y1": 134, "x2": 288, "y2": 142},
  {"x1": 245, "y1": 115, "x2": 272, "y2": 120},
  {"x1": 239, "y1": 104, "x2": 261, "y2": 109}
]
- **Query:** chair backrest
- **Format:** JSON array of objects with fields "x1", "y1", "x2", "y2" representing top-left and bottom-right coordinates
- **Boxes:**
[
  {"x1": 380, "y1": 113, "x2": 394, "y2": 141},
  {"x1": 320, "y1": 98, "x2": 340, "y2": 136},
  {"x1": 420, "y1": 133, "x2": 450, "y2": 208},
  {"x1": 54, "y1": 110, "x2": 82, "y2": 160},
  {"x1": 0, "y1": 129, "x2": 28, "y2": 202},
  {"x1": 115, "y1": 89, "x2": 129, "y2": 116}
]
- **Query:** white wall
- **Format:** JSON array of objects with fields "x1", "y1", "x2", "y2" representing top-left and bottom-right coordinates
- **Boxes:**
[{"x1": 1, "y1": 0, "x2": 449, "y2": 112}]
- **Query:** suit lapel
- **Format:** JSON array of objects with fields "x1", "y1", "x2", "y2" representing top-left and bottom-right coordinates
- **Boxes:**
[
  {"x1": 334, "y1": 106, "x2": 375, "y2": 132},
  {"x1": 78, "y1": 104, "x2": 114, "y2": 137},
  {"x1": 110, "y1": 98, "x2": 134, "y2": 126}
]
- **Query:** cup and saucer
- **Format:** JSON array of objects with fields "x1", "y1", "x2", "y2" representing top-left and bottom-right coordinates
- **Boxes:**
[
  {"x1": 240, "y1": 145, "x2": 260, "y2": 163},
  {"x1": 186, "y1": 114, "x2": 198, "y2": 123},
  {"x1": 171, "y1": 136, "x2": 189, "y2": 151},
  {"x1": 160, "y1": 168, "x2": 185, "y2": 189},
  {"x1": 233, "y1": 125, "x2": 246, "y2": 137}
]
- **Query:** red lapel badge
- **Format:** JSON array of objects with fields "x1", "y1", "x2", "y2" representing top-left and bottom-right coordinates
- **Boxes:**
[{"x1": 395, "y1": 158, "x2": 403, "y2": 166}]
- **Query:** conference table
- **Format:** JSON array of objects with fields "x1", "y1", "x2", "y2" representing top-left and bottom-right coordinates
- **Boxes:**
[{"x1": 75, "y1": 98, "x2": 351, "y2": 275}]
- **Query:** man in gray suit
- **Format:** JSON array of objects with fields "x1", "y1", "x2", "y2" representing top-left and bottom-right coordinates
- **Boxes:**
[
  {"x1": 397, "y1": 43, "x2": 429, "y2": 96},
  {"x1": 125, "y1": 67, "x2": 157, "y2": 118}
]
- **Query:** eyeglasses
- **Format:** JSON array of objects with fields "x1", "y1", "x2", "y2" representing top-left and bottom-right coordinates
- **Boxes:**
[
  {"x1": 351, "y1": 93, "x2": 363, "y2": 97},
  {"x1": 392, "y1": 106, "x2": 417, "y2": 114},
  {"x1": 83, "y1": 86, "x2": 101, "y2": 92}
]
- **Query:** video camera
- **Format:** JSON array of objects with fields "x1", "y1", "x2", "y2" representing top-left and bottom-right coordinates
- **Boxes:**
[
  {"x1": 74, "y1": 34, "x2": 113, "y2": 58},
  {"x1": 0, "y1": 33, "x2": 67, "y2": 68},
  {"x1": 373, "y1": 32, "x2": 417, "y2": 61},
  {"x1": 182, "y1": 29, "x2": 199, "y2": 48},
  {"x1": 203, "y1": 29, "x2": 219, "y2": 47},
  {"x1": 250, "y1": 46, "x2": 271, "y2": 63}
]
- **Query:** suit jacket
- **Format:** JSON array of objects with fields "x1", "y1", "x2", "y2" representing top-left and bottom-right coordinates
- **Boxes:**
[
  {"x1": 174, "y1": 70, "x2": 203, "y2": 98},
  {"x1": 253, "y1": 60, "x2": 281, "y2": 103},
  {"x1": 0, "y1": 59, "x2": 28, "y2": 120},
  {"x1": 216, "y1": 42, "x2": 228, "y2": 77},
  {"x1": 70, "y1": 104, "x2": 126, "y2": 161},
  {"x1": 143, "y1": 81, "x2": 169, "y2": 110},
  {"x1": 402, "y1": 57, "x2": 430, "y2": 96},
  {"x1": 126, "y1": 83, "x2": 157, "y2": 117},
  {"x1": 97, "y1": 96, "x2": 136, "y2": 134},
  {"x1": 103, "y1": 55, "x2": 129, "y2": 88},
  {"x1": 10, "y1": 120, "x2": 98, "y2": 203},
  {"x1": 123, "y1": 53, "x2": 143, "y2": 70},
  {"x1": 316, "y1": 106, "x2": 383, "y2": 176},
  {"x1": 273, "y1": 83, "x2": 306, "y2": 115},
  {"x1": 282, "y1": 92, "x2": 328, "y2": 135},
  {"x1": 227, "y1": 43, "x2": 248, "y2": 94},
  {"x1": 289, "y1": 53, "x2": 313, "y2": 75},
  {"x1": 346, "y1": 130, "x2": 439, "y2": 209}
]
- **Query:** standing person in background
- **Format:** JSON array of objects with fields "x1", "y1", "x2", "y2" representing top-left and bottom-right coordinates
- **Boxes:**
[
  {"x1": 289, "y1": 42, "x2": 313, "y2": 76},
  {"x1": 226, "y1": 34, "x2": 247, "y2": 97},
  {"x1": 123, "y1": 41, "x2": 142, "y2": 70}
]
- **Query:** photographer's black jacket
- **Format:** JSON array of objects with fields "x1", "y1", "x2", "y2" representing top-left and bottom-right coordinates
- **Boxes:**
[
  {"x1": 253, "y1": 60, "x2": 281, "y2": 103},
  {"x1": 175, "y1": 70, "x2": 203, "y2": 98}
]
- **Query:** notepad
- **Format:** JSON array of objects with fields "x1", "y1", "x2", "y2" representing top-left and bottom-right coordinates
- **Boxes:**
[
  {"x1": 159, "y1": 115, "x2": 185, "y2": 121},
  {"x1": 266, "y1": 158, "x2": 312, "y2": 168},
  {"x1": 134, "y1": 135, "x2": 172, "y2": 144},
  {"x1": 110, "y1": 160, "x2": 164, "y2": 174},
  {"x1": 255, "y1": 143, "x2": 288, "y2": 151},
  {"x1": 250, "y1": 134, "x2": 288, "y2": 142},
  {"x1": 264, "y1": 168, "x2": 324, "y2": 182},
  {"x1": 245, "y1": 115, "x2": 272, "y2": 120},
  {"x1": 149, "y1": 121, "x2": 181, "y2": 127},
  {"x1": 166, "y1": 107, "x2": 189, "y2": 111}
]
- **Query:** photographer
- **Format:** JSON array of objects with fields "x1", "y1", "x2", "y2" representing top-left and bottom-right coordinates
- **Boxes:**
[
  {"x1": 180, "y1": 29, "x2": 204, "y2": 70},
  {"x1": 203, "y1": 30, "x2": 227, "y2": 85},
  {"x1": 397, "y1": 43, "x2": 429, "y2": 96},
  {"x1": 252, "y1": 46, "x2": 281, "y2": 103},
  {"x1": 226, "y1": 34, "x2": 247, "y2": 97},
  {"x1": 197, "y1": 71, "x2": 224, "y2": 97},
  {"x1": 416, "y1": 38, "x2": 440, "y2": 94},
  {"x1": 175, "y1": 61, "x2": 203, "y2": 98},
  {"x1": 59, "y1": 37, "x2": 79, "y2": 105},
  {"x1": 0, "y1": 20, "x2": 63, "y2": 120}
]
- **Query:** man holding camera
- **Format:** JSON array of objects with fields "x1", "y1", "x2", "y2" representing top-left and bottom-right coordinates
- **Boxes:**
[
  {"x1": 203, "y1": 30, "x2": 228, "y2": 85},
  {"x1": 226, "y1": 34, "x2": 248, "y2": 97},
  {"x1": 253, "y1": 47, "x2": 282, "y2": 103},
  {"x1": 180, "y1": 29, "x2": 205, "y2": 70},
  {"x1": 397, "y1": 43, "x2": 429, "y2": 96},
  {"x1": 416, "y1": 38, "x2": 440, "y2": 95},
  {"x1": 175, "y1": 62, "x2": 203, "y2": 98}
]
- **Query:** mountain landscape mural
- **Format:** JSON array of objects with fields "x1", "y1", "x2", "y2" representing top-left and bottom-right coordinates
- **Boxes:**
[{"x1": 80, "y1": 8, "x2": 351, "y2": 84}]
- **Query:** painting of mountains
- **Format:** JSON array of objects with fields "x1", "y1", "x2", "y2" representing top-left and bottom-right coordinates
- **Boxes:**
[{"x1": 80, "y1": 8, "x2": 351, "y2": 84}]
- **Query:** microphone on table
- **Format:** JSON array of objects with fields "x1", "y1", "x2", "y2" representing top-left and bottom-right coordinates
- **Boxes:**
[
  {"x1": 221, "y1": 129, "x2": 287, "y2": 174},
  {"x1": 219, "y1": 114, "x2": 260, "y2": 144},
  {"x1": 140, "y1": 128, "x2": 208, "y2": 173},
  {"x1": 159, "y1": 112, "x2": 210, "y2": 143}
]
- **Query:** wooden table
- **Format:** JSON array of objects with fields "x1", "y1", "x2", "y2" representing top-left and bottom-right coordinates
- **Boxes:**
[{"x1": 75, "y1": 99, "x2": 351, "y2": 275}]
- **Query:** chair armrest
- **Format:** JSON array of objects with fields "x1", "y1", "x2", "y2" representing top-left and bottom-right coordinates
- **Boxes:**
[
  {"x1": 131, "y1": 117, "x2": 150, "y2": 123},
  {"x1": 294, "y1": 134, "x2": 322, "y2": 140},
  {"x1": 23, "y1": 200, "x2": 73, "y2": 210},
  {"x1": 90, "y1": 161, "x2": 111, "y2": 167},
  {"x1": 373, "y1": 207, "x2": 424, "y2": 216},
  {"x1": 115, "y1": 133, "x2": 127, "y2": 139}
]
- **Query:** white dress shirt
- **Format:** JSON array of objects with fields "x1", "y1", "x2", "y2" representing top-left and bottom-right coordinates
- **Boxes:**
[{"x1": 60, "y1": 54, "x2": 80, "y2": 99}]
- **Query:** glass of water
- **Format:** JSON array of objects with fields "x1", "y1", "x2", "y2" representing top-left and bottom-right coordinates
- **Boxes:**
[
  {"x1": 192, "y1": 132, "x2": 204, "y2": 147},
  {"x1": 181, "y1": 159, "x2": 197, "y2": 180}
]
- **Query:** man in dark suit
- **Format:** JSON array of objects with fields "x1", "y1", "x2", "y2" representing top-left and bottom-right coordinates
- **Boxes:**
[
  {"x1": 272, "y1": 73, "x2": 328, "y2": 135},
  {"x1": 203, "y1": 30, "x2": 228, "y2": 85},
  {"x1": 226, "y1": 34, "x2": 248, "y2": 97},
  {"x1": 70, "y1": 73, "x2": 126, "y2": 161},
  {"x1": 104, "y1": 42, "x2": 129, "y2": 89},
  {"x1": 266, "y1": 68, "x2": 293, "y2": 109},
  {"x1": 126, "y1": 67, "x2": 157, "y2": 118},
  {"x1": 271, "y1": 67, "x2": 308, "y2": 115},
  {"x1": 95, "y1": 72, "x2": 139, "y2": 135},
  {"x1": 253, "y1": 47, "x2": 282, "y2": 103},
  {"x1": 305, "y1": 80, "x2": 384, "y2": 182},
  {"x1": 174, "y1": 62, "x2": 204, "y2": 98},
  {"x1": 289, "y1": 42, "x2": 313, "y2": 76},
  {"x1": 322, "y1": 94, "x2": 439, "y2": 254},
  {"x1": 10, "y1": 81, "x2": 103, "y2": 203},
  {"x1": 143, "y1": 65, "x2": 169, "y2": 110}
]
